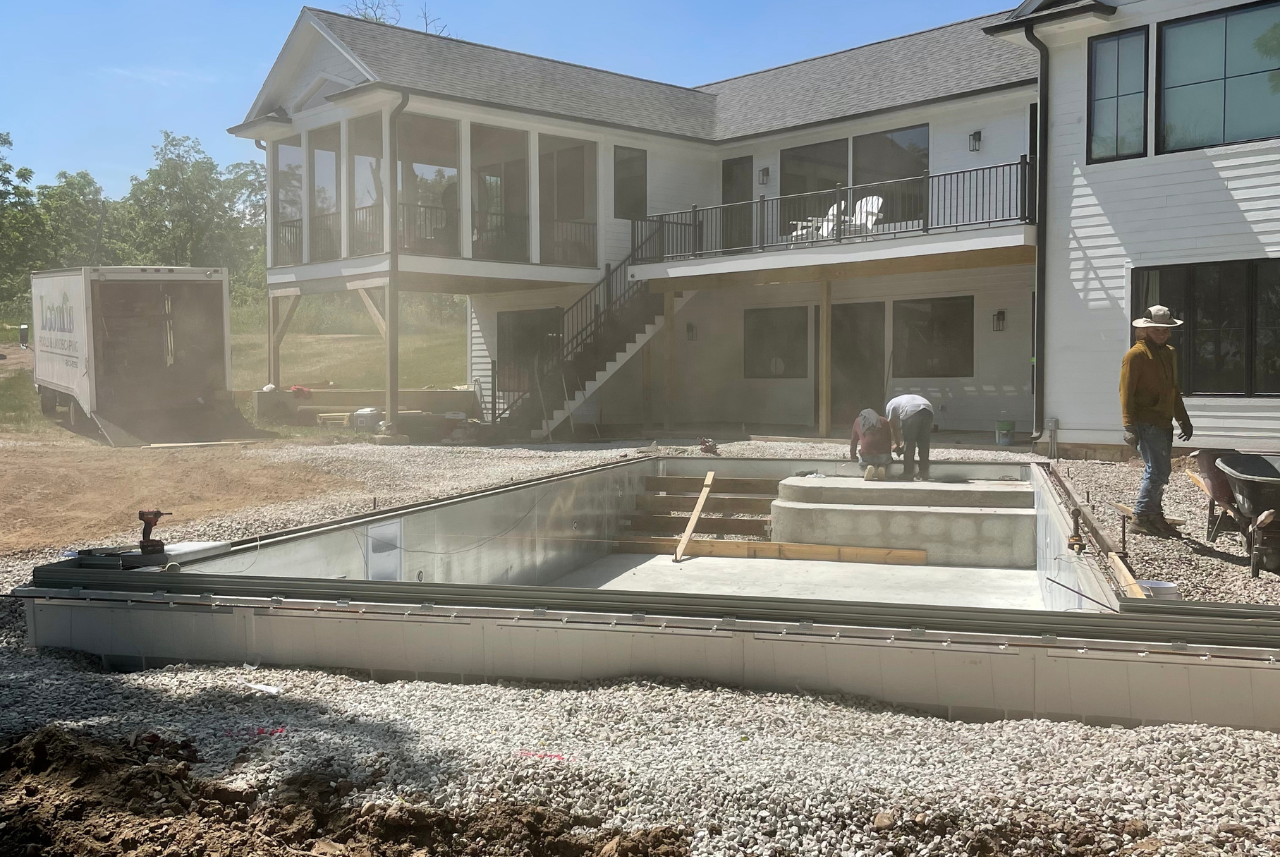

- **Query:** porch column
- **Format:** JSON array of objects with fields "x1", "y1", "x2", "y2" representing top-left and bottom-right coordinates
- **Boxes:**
[
  {"x1": 528, "y1": 132, "x2": 540, "y2": 264},
  {"x1": 266, "y1": 294, "x2": 279, "y2": 388},
  {"x1": 386, "y1": 281, "x2": 399, "y2": 431},
  {"x1": 663, "y1": 290, "x2": 676, "y2": 431},
  {"x1": 382, "y1": 110, "x2": 394, "y2": 255},
  {"x1": 339, "y1": 118, "x2": 351, "y2": 258},
  {"x1": 819, "y1": 281, "x2": 832, "y2": 437},
  {"x1": 459, "y1": 120, "x2": 472, "y2": 258},
  {"x1": 300, "y1": 128, "x2": 311, "y2": 264}
]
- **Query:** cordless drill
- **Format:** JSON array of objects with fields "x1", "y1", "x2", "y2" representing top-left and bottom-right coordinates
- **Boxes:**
[{"x1": 138, "y1": 510, "x2": 170, "y2": 554}]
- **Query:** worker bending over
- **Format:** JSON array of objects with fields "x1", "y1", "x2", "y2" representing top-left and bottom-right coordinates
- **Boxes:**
[
  {"x1": 886, "y1": 393, "x2": 934, "y2": 481},
  {"x1": 851, "y1": 408, "x2": 892, "y2": 480},
  {"x1": 1121, "y1": 305, "x2": 1192, "y2": 538}
]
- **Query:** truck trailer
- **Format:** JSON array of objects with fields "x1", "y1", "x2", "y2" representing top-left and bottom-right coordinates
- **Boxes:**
[{"x1": 31, "y1": 266, "x2": 263, "y2": 445}]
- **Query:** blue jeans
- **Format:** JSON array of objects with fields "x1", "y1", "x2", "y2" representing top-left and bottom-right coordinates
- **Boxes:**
[
  {"x1": 859, "y1": 452, "x2": 892, "y2": 467},
  {"x1": 1133, "y1": 422, "x2": 1173, "y2": 517}
]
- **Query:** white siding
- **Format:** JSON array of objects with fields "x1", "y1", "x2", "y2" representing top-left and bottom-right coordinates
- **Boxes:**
[
  {"x1": 284, "y1": 32, "x2": 367, "y2": 113},
  {"x1": 1037, "y1": 0, "x2": 1280, "y2": 445}
]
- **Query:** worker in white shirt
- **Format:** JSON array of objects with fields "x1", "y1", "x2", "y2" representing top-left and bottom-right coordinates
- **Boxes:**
[{"x1": 885, "y1": 394, "x2": 935, "y2": 481}]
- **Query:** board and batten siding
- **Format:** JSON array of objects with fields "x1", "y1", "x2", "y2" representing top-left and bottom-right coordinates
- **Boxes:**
[{"x1": 1039, "y1": 0, "x2": 1280, "y2": 446}]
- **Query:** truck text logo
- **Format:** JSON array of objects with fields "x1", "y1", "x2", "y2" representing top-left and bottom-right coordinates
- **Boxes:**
[{"x1": 39, "y1": 294, "x2": 76, "y2": 334}]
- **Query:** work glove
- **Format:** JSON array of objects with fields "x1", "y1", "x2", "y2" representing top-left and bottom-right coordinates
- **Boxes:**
[
  {"x1": 1122, "y1": 428, "x2": 1138, "y2": 448},
  {"x1": 1178, "y1": 420, "x2": 1193, "y2": 442}
]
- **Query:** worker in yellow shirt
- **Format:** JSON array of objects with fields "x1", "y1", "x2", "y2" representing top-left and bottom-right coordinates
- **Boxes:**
[{"x1": 1120, "y1": 305, "x2": 1193, "y2": 538}]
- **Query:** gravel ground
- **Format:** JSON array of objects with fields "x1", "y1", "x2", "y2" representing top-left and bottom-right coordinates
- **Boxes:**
[
  {"x1": 1065, "y1": 459, "x2": 1280, "y2": 605},
  {"x1": 5, "y1": 440, "x2": 1280, "y2": 855}
]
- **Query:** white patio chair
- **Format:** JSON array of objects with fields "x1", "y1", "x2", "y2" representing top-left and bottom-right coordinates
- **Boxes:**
[
  {"x1": 786, "y1": 200, "x2": 843, "y2": 245},
  {"x1": 843, "y1": 195, "x2": 884, "y2": 234}
]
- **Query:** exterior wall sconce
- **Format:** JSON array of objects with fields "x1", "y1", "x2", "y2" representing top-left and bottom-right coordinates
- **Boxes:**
[
  {"x1": 969, "y1": 130, "x2": 982, "y2": 152},
  {"x1": 993, "y1": 309, "x2": 1006, "y2": 331},
  {"x1": 686, "y1": 322, "x2": 698, "y2": 341},
  {"x1": 758, "y1": 166, "x2": 770, "y2": 185}
]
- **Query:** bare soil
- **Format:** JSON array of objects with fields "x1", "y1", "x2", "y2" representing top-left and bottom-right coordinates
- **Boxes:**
[
  {"x1": 0, "y1": 442, "x2": 355, "y2": 554},
  {"x1": 0, "y1": 727, "x2": 689, "y2": 857}
]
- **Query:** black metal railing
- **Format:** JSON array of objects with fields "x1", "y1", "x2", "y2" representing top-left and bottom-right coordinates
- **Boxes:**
[
  {"x1": 473, "y1": 211, "x2": 529, "y2": 263},
  {"x1": 541, "y1": 219, "x2": 597, "y2": 267},
  {"x1": 274, "y1": 219, "x2": 302, "y2": 266},
  {"x1": 632, "y1": 157, "x2": 1034, "y2": 263},
  {"x1": 400, "y1": 203, "x2": 460, "y2": 257},
  {"x1": 310, "y1": 211, "x2": 341, "y2": 262},
  {"x1": 493, "y1": 231, "x2": 664, "y2": 432},
  {"x1": 350, "y1": 204, "x2": 384, "y2": 256}
]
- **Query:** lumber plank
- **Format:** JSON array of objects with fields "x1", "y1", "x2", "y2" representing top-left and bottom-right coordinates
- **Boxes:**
[
  {"x1": 1108, "y1": 501, "x2": 1186, "y2": 526},
  {"x1": 1108, "y1": 552, "x2": 1147, "y2": 599},
  {"x1": 675, "y1": 472, "x2": 716, "y2": 562},
  {"x1": 644, "y1": 476, "x2": 779, "y2": 496},
  {"x1": 635, "y1": 494, "x2": 774, "y2": 515},
  {"x1": 615, "y1": 537, "x2": 927, "y2": 566},
  {"x1": 624, "y1": 513, "x2": 769, "y2": 537}
]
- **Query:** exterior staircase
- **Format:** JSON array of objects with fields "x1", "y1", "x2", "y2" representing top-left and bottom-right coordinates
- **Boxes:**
[{"x1": 495, "y1": 245, "x2": 695, "y2": 441}]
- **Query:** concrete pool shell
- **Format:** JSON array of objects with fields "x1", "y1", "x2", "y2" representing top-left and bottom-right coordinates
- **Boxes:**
[{"x1": 16, "y1": 456, "x2": 1280, "y2": 731}]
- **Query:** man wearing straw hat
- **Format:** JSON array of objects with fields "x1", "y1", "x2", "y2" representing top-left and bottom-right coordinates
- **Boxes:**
[{"x1": 1121, "y1": 305, "x2": 1193, "y2": 538}]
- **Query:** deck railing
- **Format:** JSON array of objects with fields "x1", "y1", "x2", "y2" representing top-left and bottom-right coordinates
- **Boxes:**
[
  {"x1": 275, "y1": 219, "x2": 302, "y2": 266},
  {"x1": 399, "y1": 202, "x2": 460, "y2": 257},
  {"x1": 541, "y1": 219, "x2": 597, "y2": 268},
  {"x1": 310, "y1": 211, "x2": 341, "y2": 262},
  {"x1": 351, "y1": 205, "x2": 384, "y2": 257},
  {"x1": 632, "y1": 157, "x2": 1034, "y2": 264},
  {"x1": 473, "y1": 211, "x2": 530, "y2": 263}
]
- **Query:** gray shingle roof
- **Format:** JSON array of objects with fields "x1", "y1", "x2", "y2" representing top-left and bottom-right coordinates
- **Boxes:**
[
  {"x1": 302, "y1": 8, "x2": 1036, "y2": 142},
  {"x1": 698, "y1": 13, "x2": 1038, "y2": 140}
]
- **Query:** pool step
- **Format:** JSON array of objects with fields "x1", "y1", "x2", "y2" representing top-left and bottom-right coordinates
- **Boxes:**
[
  {"x1": 778, "y1": 476, "x2": 1033, "y2": 508},
  {"x1": 622, "y1": 512, "x2": 770, "y2": 538}
]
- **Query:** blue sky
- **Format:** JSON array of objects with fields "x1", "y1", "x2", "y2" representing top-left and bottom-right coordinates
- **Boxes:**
[{"x1": 1, "y1": 0, "x2": 1012, "y2": 197}]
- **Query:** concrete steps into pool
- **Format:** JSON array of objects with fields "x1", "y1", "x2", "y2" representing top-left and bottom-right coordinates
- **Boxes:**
[{"x1": 771, "y1": 476, "x2": 1036, "y2": 569}]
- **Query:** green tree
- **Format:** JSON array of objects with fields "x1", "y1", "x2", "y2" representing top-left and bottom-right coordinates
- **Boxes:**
[
  {"x1": 0, "y1": 132, "x2": 45, "y2": 307},
  {"x1": 36, "y1": 170, "x2": 110, "y2": 268}
]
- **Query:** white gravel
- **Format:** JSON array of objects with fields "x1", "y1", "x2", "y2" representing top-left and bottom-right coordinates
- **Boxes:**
[
  {"x1": 5, "y1": 440, "x2": 1279, "y2": 855},
  {"x1": 1065, "y1": 459, "x2": 1280, "y2": 605}
]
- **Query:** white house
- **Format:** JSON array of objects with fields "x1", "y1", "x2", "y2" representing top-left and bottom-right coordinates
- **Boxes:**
[{"x1": 230, "y1": 2, "x2": 1280, "y2": 450}]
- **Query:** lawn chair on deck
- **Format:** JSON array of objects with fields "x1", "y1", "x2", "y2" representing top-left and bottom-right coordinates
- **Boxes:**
[
  {"x1": 786, "y1": 200, "x2": 844, "y2": 245},
  {"x1": 844, "y1": 195, "x2": 884, "y2": 234}
]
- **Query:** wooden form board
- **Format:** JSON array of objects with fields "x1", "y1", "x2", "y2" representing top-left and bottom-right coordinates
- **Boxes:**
[
  {"x1": 644, "y1": 476, "x2": 779, "y2": 496},
  {"x1": 635, "y1": 494, "x2": 775, "y2": 515},
  {"x1": 617, "y1": 537, "x2": 927, "y2": 566}
]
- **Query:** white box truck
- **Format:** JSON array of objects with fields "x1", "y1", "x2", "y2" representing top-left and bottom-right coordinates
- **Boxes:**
[{"x1": 31, "y1": 266, "x2": 262, "y2": 445}]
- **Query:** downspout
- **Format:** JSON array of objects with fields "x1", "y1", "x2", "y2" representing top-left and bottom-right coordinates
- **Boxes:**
[
  {"x1": 1025, "y1": 23, "x2": 1050, "y2": 441},
  {"x1": 385, "y1": 93, "x2": 410, "y2": 434}
]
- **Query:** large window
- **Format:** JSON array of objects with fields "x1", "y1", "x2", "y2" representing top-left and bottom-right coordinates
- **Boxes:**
[
  {"x1": 780, "y1": 139, "x2": 848, "y2": 225},
  {"x1": 471, "y1": 124, "x2": 529, "y2": 262},
  {"x1": 539, "y1": 135, "x2": 597, "y2": 267},
  {"x1": 309, "y1": 124, "x2": 341, "y2": 262},
  {"x1": 273, "y1": 136, "x2": 303, "y2": 266},
  {"x1": 398, "y1": 114, "x2": 459, "y2": 257},
  {"x1": 892, "y1": 296, "x2": 975, "y2": 378},
  {"x1": 613, "y1": 146, "x2": 647, "y2": 220},
  {"x1": 744, "y1": 306, "x2": 808, "y2": 379},
  {"x1": 1089, "y1": 28, "x2": 1148, "y2": 162},
  {"x1": 1158, "y1": 1, "x2": 1280, "y2": 153},
  {"x1": 348, "y1": 114, "x2": 383, "y2": 257},
  {"x1": 851, "y1": 124, "x2": 929, "y2": 225},
  {"x1": 1133, "y1": 259, "x2": 1280, "y2": 395}
]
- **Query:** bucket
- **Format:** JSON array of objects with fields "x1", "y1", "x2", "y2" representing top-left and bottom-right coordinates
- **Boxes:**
[
  {"x1": 1136, "y1": 580, "x2": 1182, "y2": 600},
  {"x1": 995, "y1": 419, "x2": 1015, "y2": 446}
]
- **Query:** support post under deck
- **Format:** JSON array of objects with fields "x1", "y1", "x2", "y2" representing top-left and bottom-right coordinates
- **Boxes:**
[
  {"x1": 819, "y1": 281, "x2": 832, "y2": 437},
  {"x1": 663, "y1": 290, "x2": 676, "y2": 431}
]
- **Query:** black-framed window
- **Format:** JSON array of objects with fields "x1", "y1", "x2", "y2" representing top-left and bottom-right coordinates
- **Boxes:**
[
  {"x1": 613, "y1": 146, "x2": 647, "y2": 220},
  {"x1": 744, "y1": 306, "x2": 808, "y2": 379},
  {"x1": 892, "y1": 296, "x2": 974, "y2": 378},
  {"x1": 1089, "y1": 28, "x2": 1148, "y2": 162},
  {"x1": 1158, "y1": 0, "x2": 1280, "y2": 153},
  {"x1": 1133, "y1": 259, "x2": 1280, "y2": 395}
]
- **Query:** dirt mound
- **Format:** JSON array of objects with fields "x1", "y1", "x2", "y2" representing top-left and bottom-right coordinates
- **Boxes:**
[{"x1": 0, "y1": 726, "x2": 690, "y2": 857}]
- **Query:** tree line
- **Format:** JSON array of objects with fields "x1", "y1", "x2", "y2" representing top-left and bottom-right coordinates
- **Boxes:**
[{"x1": 0, "y1": 131, "x2": 265, "y2": 315}]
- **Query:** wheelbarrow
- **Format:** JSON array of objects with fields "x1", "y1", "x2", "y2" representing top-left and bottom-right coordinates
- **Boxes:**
[
  {"x1": 1187, "y1": 448, "x2": 1246, "y2": 543},
  {"x1": 1215, "y1": 453, "x2": 1280, "y2": 578}
]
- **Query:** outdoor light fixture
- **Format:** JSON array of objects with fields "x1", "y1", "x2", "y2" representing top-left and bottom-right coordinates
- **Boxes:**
[
  {"x1": 686, "y1": 322, "x2": 698, "y2": 341},
  {"x1": 993, "y1": 309, "x2": 1006, "y2": 331},
  {"x1": 969, "y1": 130, "x2": 982, "y2": 152},
  {"x1": 758, "y1": 166, "x2": 770, "y2": 185}
]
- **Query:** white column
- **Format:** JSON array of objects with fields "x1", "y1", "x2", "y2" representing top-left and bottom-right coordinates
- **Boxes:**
[
  {"x1": 459, "y1": 120, "x2": 472, "y2": 259},
  {"x1": 265, "y1": 142, "x2": 276, "y2": 269},
  {"x1": 382, "y1": 109, "x2": 394, "y2": 255},
  {"x1": 597, "y1": 141, "x2": 608, "y2": 268},
  {"x1": 300, "y1": 128, "x2": 312, "y2": 264},
  {"x1": 339, "y1": 118, "x2": 351, "y2": 258},
  {"x1": 528, "y1": 131, "x2": 540, "y2": 265}
]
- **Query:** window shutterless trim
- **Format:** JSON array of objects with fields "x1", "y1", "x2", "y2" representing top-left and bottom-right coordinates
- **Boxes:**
[
  {"x1": 1155, "y1": 0, "x2": 1280, "y2": 155},
  {"x1": 1086, "y1": 25, "x2": 1150, "y2": 165}
]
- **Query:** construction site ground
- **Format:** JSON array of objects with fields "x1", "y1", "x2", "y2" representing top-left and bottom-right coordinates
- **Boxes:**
[{"x1": 4, "y1": 346, "x2": 1280, "y2": 854}]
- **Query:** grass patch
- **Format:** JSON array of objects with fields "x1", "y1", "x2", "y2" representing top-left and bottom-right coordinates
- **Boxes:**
[
  {"x1": 0, "y1": 369, "x2": 47, "y2": 434},
  {"x1": 231, "y1": 330, "x2": 466, "y2": 391}
]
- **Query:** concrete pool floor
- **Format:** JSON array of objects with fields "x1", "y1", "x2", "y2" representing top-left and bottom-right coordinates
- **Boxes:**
[{"x1": 549, "y1": 553, "x2": 1045, "y2": 610}]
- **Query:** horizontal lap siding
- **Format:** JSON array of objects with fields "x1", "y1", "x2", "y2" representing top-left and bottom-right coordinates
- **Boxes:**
[{"x1": 1042, "y1": 1, "x2": 1280, "y2": 442}]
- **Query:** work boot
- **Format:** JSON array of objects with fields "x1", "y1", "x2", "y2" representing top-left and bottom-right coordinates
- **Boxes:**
[
  {"x1": 864, "y1": 465, "x2": 878, "y2": 481},
  {"x1": 876, "y1": 466, "x2": 888, "y2": 480},
  {"x1": 1129, "y1": 514, "x2": 1168, "y2": 538},
  {"x1": 1154, "y1": 515, "x2": 1183, "y2": 537}
]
